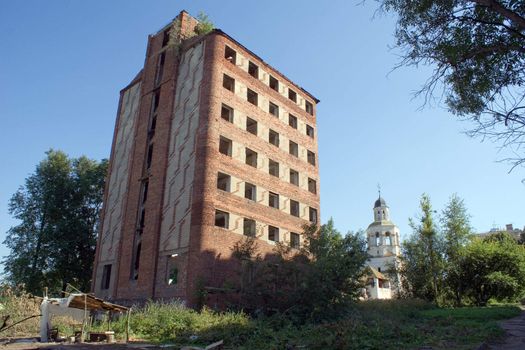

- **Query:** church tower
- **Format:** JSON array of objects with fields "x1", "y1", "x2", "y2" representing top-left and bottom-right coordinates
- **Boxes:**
[{"x1": 366, "y1": 195, "x2": 401, "y2": 274}]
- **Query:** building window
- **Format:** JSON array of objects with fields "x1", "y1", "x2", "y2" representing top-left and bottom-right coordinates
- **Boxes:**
[
  {"x1": 246, "y1": 117, "x2": 257, "y2": 135},
  {"x1": 162, "y1": 28, "x2": 170, "y2": 47},
  {"x1": 141, "y1": 180, "x2": 149, "y2": 204},
  {"x1": 289, "y1": 141, "x2": 298, "y2": 157},
  {"x1": 248, "y1": 61, "x2": 259, "y2": 78},
  {"x1": 155, "y1": 52, "x2": 166, "y2": 86},
  {"x1": 151, "y1": 89, "x2": 161, "y2": 115},
  {"x1": 168, "y1": 266, "x2": 178, "y2": 285},
  {"x1": 268, "y1": 226, "x2": 279, "y2": 242},
  {"x1": 269, "y1": 102, "x2": 279, "y2": 117},
  {"x1": 290, "y1": 200, "x2": 300, "y2": 217},
  {"x1": 225, "y1": 45, "x2": 236, "y2": 64},
  {"x1": 138, "y1": 208, "x2": 146, "y2": 232},
  {"x1": 146, "y1": 144, "x2": 154, "y2": 170},
  {"x1": 269, "y1": 159, "x2": 279, "y2": 177},
  {"x1": 243, "y1": 218, "x2": 256, "y2": 237},
  {"x1": 215, "y1": 210, "x2": 229, "y2": 228},
  {"x1": 306, "y1": 125, "x2": 315, "y2": 138},
  {"x1": 375, "y1": 232, "x2": 380, "y2": 246},
  {"x1": 131, "y1": 242, "x2": 141, "y2": 280},
  {"x1": 101, "y1": 264, "x2": 112, "y2": 290},
  {"x1": 245, "y1": 148, "x2": 257, "y2": 168},
  {"x1": 219, "y1": 136, "x2": 232, "y2": 156},
  {"x1": 148, "y1": 115, "x2": 157, "y2": 139},
  {"x1": 307, "y1": 151, "x2": 316, "y2": 166},
  {"x1": 217, "y1": 172, "x2": 231, "y2": 192},
  {"x1": 269, "y1": 129, "x2": 280, "y2": 147},
  {"x1": 222, "y1": 74, "x2": 235, "y2": 92},
  {"x1": 288, "y1": 89, "x2": 297, "y2": 102},
  {"x1": 308, "y1": 178, "x2": 317, "y2": 194},
  {"x1": 289, "y1": 114, "x2": 298, "y2": 129},
  {"x1": 269, "y1": 192, "x2": 279, "y2": 209},
  {"x1": 290, "y1": 232, "x2": 300, "y2": 249},
  {"x1": 244, "y1": 182, "x2": 256, "y2": 201},
  {"x1": 269, "y1": 75, "x2": 279, "y2": 91},
  {"x1": 247, "y1": 88, "x2": 258, "y2": 106},
  {"x1": 289, "y1": 169, "x2": 299, "y2": 186},
  {"x1": 221, "y1": 104, "x2": 234, "y2": 123},
  {"x1": 305, "y1": 100, "x2": 313, "y2": 115},
  {"x1": 309, "y1": 207, "x2": 318, "y2": 223},
  {"x1": 385, "y1": 232, "x2": 392, "y2": 245}
]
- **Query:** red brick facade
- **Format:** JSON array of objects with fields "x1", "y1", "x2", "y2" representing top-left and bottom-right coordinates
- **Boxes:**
[{"x1": 92, "y1": 11, "x2": 320, "y2": 307}]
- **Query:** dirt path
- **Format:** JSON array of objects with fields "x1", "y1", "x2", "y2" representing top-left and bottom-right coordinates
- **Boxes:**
[{"x1": 483, "y1": 308, "x2": 525, "y2": 349}]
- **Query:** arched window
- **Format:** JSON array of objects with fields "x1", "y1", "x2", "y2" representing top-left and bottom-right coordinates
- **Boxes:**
[
  {"x1": 385, "y1": 232, "x2": 392, "y2": 245},
  {"x1": 375, "y1": 232, "x2": 380, "y2": 246}
]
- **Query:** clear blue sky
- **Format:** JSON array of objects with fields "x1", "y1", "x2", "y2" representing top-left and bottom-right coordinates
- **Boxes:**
[{"x1": 1, "y1": 0, "x2": 523, "y2": 262}]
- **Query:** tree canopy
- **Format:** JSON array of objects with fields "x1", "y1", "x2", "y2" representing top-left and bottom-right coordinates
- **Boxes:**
[
  {"x1": 3, "y1": 150, "x2": 107, "y2": 295},
  {"x1": 380, "y1": 0, "x2": 525, "y2": 170}
]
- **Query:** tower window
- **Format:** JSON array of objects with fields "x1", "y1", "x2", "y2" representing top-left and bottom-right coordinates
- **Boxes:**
[
  {"x1": 288, "y1": 89, "x2": 297, "y2": 102},
  {"x1": 307, "y1": 151, "x2": 316, "y2": 166},
  {"x1": 248, "y1": 61, "x2": 259, "y2": 79},
  {"x1": 269, "y1": 75, "x2": 279, "y2": 91},
  {"x1": 268, "y1": 226, "x2": 279, "y2": 242},
  {"x1": 290, "y1": 200, "x2": 300, "y2": 217},
  {"x1": 245, "y1": 148, "x2": 257, "y2": 167},
  {"x1": 289, "y1": 141, "x2": 298, "y2": 157},
  {"x1": 289, "y1": 114, "x2": 298, "y2": 129},
  {"x1": 308, "y1": 178, "x2": 317, "y2": 194},
  {"x1": 269, "y1": 159, "x2": 279, "y2": 177},
  {"x1": 244, "y1": 182, "x2": 256, "y2": 201},
  {"x1": 289, "y1": 169, "x2": 299, "y2": 186},
  {"x1": 305, "y1": 100, "x2": 313, "y2": 115},
  {"x1": 306, "y1": 125, "x2": 315, "y2": 138},
  {"x1": 225, "y1": 46, "x2": 236, "y2": 64},
  {"x1": 221, "y1": 104, "x2": 234, "y2": 122},
  {"x1": 269, "y1": 102, "x2": 279, "y2": 117},
  {"x1": 162, "y1": 28, "x2": 170, "y2": 47},
  {"x1": 101, "y1": 264, "x2": 112, "y2": 290},
  {"x1": 217, "y1": 172, "x2": 231, "y2": 192},
  {"x1": 247, "y1": 88, "x2": 258, "y2": 105},
  {"x1": 243, "y1": 218, "x2": 256, "y2": 237},
  {"x1": 222, "y1": 74, "x2": 235, "y2": 92},
  {"x1": 215, "y1": 210, "x2": 229, "y2": 229},
  {"x1": 246, "y1": 117, "x2": 258, "y2": 135},
  {"x1": 269, "y1": 192, "x2": 279, "y2": 209},
  {"x1": 385, "y1": 232, "x2": 392, "y2": 246},
  {"x1": 309, "y1": 207, "x2": 318, "y2": 223},
  {"x1": 269, "y1": 129, "x2": 280, "y2": 147},
  {"x1": 375, "y1": 232, "x2": 380, "y2": 246},
  {"x1": 290, "y1": 232, "x2": 300, "y2": 249},
  {"x1": 219, "y1": 136, "x2": 232, "y2": 156}
]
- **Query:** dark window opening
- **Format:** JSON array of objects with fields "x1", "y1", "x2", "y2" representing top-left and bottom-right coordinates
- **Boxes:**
[
  {"x1": 219, "y1": 136, "x2": 232, "y2": 156},
  {"x1": 288, "y1": 89, "x2": 297, "y2": 102},
  {"x1": 269, "y1": 192, "x2": 279, "y2": 209},
  {"x1": 248, "y1": 61, "x2": 259, "y2": 78},
  {"x1": 244, "y1": 182, "x2": 256, "y2": 201},
  {"x1": 246, "y1": 117, "x2": 257, "y2": 135},
  {"x1": 243, "y1": 218, "x2": 256, "y2": 237},
  {"x1": 269, "y1": 75, "x2": 279, "y2": 91},
  {"x1": 132, "y1": 242, "x2": 142, "y2": 280},
  {"x1": 221, "y1": 104, "x2": 234, "y2": 123},
  {"x1": 162, "y1": 28, "x2": 170, "y2": 47},
  {"x1": 309, "y1": 207, "x2": 318, "y2": 223},
  {"x1": 138, "y1": 208, "x2": 146, "y2": 231},
  {"x1": 152, "y1": 90, "x2": 161, "y2": 115},
  {"x1": 269, "y1": 102, "x2": 279, "y2": 117},
  {"x1": 141, "y1": 181, "x2": 149, "y2": 204},
  {"x1": 289, "y1": 114, "x2": 298, "y2": 129},
  {"x1": 290, "y1": 169, "x2": 299, "y2": 186},
  {"x1": 290, "y1": 200, "x2": 300, "y2": 217},
  {"x1": 305, "y1": 100, "x2": 314, "y2": 115},
  {"x1": 308, "y1": 178, "x2": 317, "y2": 194},
  {"x1": 269, "y1": 129, "x2": 279, "y2": 147},
  {"x1": 307, "y1": 151, "x2": 316, "y2": 166},
  {"x1": 146, "y1": 144, "x2": 154, "y2": 170},
  {"x1": 306, "y1": 125, "x2": 315, "y2": 138},
  {"x1": 101, "y1": 264, "x2": 112, "y2": 290},
  {"x1": 148, "y1": 115, "x2": 157, "y2": 138},
  {"x1": 247, "y1": 88, "x2": 258, "y2": 105},
  {"x1": 289, "y1": 141, "x2": 298, "y2": 157},
  {"x1": 217, "y1": 172, "x2": 231, "y2": 192},
  {"x1": 290, "y1": 232, "x2": 300, "y2": 249},
  {"x1": 269, "y1": 159, "x2": 279, "y2": 177},
  {"x1": 245, "y1": 148, "x2": 257, "y2": 168},
  {"x1": 168, "y1": 266, "x2": 178, "y2": 285},
  {"x1": 155, "y1": 52, "x2": 166, "y2": 86},
  {"x1": 225, "y1": 46, "x2": 236, "y2": 64},
  {"x1": 215, "y1": 210, "x2": 229, "y2": 228},
  {"x1": 222, "y1": 74, "x2": 235, "y2": 92},
  {"x1": 268, "y1": 226, "x2": 279, "y2": 242}
]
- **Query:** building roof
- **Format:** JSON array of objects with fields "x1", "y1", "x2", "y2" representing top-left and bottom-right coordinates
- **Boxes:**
[
  {"x1": 374, "y1": 197, "x2": 387, "y2": 208},
  {"x1": 365, "y1": 266, "x2": 389, "y2": 281}
]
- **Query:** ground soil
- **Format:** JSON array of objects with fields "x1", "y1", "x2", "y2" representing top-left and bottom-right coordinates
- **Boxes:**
[{"x1": 482, "y1": 307, "x2": 525, "y2": 350}]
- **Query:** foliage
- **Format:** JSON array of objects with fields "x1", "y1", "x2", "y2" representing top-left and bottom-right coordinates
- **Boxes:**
[
  {"x1": 194, "y1": 12, "x2": 214, "y2": 35},
  {"x1": 89, "y1": 299, "x2": 520, "y2": 349},
  {"x1": 0, "y1": 285, "x2": 40, "y2": 337},
  {"x1": 459, "y1": 232, "x2": 525, "y2": 305},
  {"x1": 3, "y1": 150, "x2": 107, "y2": 295},
  {"x1": 399, "y1": 194, "x2": 445, "y2": 302},
  {"x1": 231, "y1": 219, "x2": 369, "y2": 322},
  {"x1": 379, "y1": 0, "x2": 525, "y2": 170}
]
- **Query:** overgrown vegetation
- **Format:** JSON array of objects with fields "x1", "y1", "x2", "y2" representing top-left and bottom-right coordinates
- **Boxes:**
[{"x1": 92, "y1": 299, "x2": 520, "y2": 349}]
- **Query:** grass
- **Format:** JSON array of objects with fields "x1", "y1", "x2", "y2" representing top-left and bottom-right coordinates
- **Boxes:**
[{"x1": 94, "y1": 299, "x2": 521, "y2": 350}]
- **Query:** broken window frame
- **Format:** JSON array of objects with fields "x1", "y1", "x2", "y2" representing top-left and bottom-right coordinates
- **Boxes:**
[
  {"x1": 222, "y1": 74, "x2": 235, "y2": 92},
  {"x1": 215, "y1": 210, "x2": 230, "y2": 229}
]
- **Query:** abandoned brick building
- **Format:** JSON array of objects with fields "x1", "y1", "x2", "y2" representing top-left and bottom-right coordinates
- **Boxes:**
[{"x1": 91, "y1": 11, "x2": 320, "y2": 305}]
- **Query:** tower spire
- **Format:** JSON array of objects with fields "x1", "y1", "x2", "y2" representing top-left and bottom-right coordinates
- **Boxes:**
[{"x1": 377, "y1": 183, "x2": 381, "y2": 200}]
